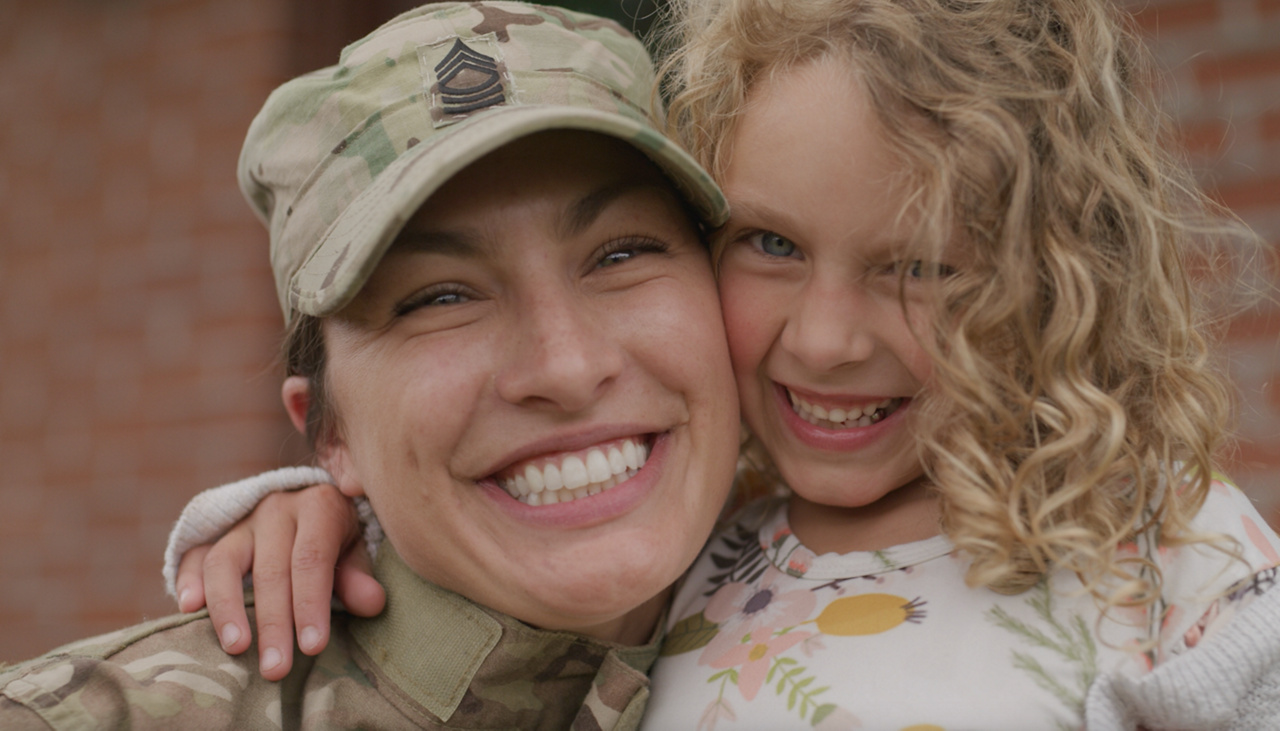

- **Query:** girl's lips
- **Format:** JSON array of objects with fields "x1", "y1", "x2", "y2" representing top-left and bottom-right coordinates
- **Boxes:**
[
  {"x1": 772, "y1": 382, "x2": 910, "y2": 452},
  {"x1": 481, "y1": 431, "x2": 671, "y2": 529}
]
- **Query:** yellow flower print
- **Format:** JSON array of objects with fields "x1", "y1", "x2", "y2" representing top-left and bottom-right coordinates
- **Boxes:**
[{"x1": 814, "y1": 594, "x2": 926, "y2": 637}]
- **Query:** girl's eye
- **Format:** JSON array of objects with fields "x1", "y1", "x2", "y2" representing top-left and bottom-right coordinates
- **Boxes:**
[
  {"x1": 394, "y1": 286, "x2": 472, "y2": 316},
  {"x1": 751, "y1": 231, "x2": 797, "y2": 258},
  {"x1": 899, "y1": 260, "x2": 956, "y2": 278}
]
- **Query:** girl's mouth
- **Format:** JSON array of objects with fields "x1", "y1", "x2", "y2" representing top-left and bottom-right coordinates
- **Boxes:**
[
  {"x1": 494, "y1": 436, "x2": 651, "y2": 506},
  {"x1": 786, "y1": 390, "x2": 904, "y2": 430}
]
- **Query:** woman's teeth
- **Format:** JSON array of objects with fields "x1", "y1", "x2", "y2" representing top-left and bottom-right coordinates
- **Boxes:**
[
  {"x1": 788, "y1": 392, "x2": 902, "y2": 429},
  {"x1": 498, "y1": 437, "x2": 649, "y2": 506}
]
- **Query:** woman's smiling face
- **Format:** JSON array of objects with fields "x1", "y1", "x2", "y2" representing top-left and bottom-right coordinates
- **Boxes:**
[{"x1": 310, "y1": 132, "x2": 740, "y2": 642}]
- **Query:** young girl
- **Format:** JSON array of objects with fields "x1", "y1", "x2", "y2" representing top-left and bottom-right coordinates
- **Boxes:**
[
  {"x1": 169, "y1": 0, "x2": 1280, "y2": 727},
  {"x1": 638, "y1": 0, "x2": 1280, "y2": 727}
]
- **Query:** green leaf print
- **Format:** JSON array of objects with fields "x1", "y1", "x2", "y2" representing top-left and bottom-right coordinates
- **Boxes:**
[
  {"x1": 810, "y1": 703, "x2": 838, "y2": 726},
  {"x1": 661, "y1": 611, "x2": 720, "y2": 656},
  {"x1": 708, "y1": 668, "x2": 740, "y2": 684},
  {"x1": 759, "y1": 655, "x2": 831, "y2": 721},
  {"x1": 987, "y1": 581, "x2": 1098, "y2": 731}
]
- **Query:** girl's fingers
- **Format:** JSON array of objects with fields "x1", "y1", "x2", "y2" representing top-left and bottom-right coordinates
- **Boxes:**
[
  {"x1": 175, "y1": 544, "x2": 211, "y2": 613},
  {"x1": 201, "y1": 527, "x2": 256, "y2": 657},
  {"x1": 289, "y1": 485, "x2": 357, "y2": 655},
  {"x1": 247, "y1": 495, "x2": 301, "y2": 681},
  {"x1": 335, "y1": 543, "x2": 387, "y2": 618}
]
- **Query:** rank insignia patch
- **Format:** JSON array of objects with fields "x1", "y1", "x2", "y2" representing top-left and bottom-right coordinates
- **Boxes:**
[{"x1": 421, "y1": 34, "x2": 510, "y2": 126}]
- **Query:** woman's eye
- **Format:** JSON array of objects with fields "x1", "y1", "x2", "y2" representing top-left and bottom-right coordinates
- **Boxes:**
[
  {"x1": 751, "y1": 231, "x2": 797, "y2": 258},
  {"x1": 599, "y1": 249, "x2": 636, "y2": 267},
  {"x1": 394, "y1": 287, "x2": 472, "y2": 316},
  {"x1": 427, "y1": 292, "x2": 468, "y2": 305},
  {"x1": 595, "y1": 238, "x2": 669, "y2": 268}
]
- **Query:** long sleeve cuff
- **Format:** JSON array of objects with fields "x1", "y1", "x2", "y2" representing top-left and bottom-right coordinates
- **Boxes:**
[{"x1": 162, "y1": 466, "x2": 333, "y2": 598}]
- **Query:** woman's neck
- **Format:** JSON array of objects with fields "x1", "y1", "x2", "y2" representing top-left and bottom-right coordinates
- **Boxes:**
[
  {"x1": 787, "y1": 477, "x2": 942, "y2": 554},
  {"x1": 569, "y1": 587, "x2": 671, "y2": 646}
]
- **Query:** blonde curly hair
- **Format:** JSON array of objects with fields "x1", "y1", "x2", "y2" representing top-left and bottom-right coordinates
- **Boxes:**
[{"x1": 660, "y1": 0, "x2": 1243, "y2": 600}]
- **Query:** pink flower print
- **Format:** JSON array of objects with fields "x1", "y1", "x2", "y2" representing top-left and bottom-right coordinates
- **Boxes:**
[
  {"x1": 786, "y1": 547, "x2": 816, "y2": 577},
  {"x1": 701, "y1": 567, "x2": 818, "y2": 661},
  {"x1": 1159, "y1": 604, "x2": 1185, "y2": 641},
  {"x1": 798, "y1": 633, "x2": 827, "y2": 657},
  {"x1": 769, "y1": 526, "x2": 792, "y2": 548},
  {"x1": 1116, "y1": 541, "x2": 1139, "y2": 558},
  {"x1": 706, "y1": 631, "x2": 813, "y2": 701},
  {"x1": 1183, "y1": 602, "x2": 1220, "y2": 650},
  {"x1": 1242, "y1": 515, "x2": 1280, "y2": 566}
]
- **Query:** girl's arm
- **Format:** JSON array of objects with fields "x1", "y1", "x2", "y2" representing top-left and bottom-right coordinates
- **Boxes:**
[
  {"x1": 164, "y1": 466, "x2": 334, "y2": 597},
  {"x1": 166, "y1": 468, "x2": 386, "y2": 681},
  {"x1": 1085, "y1": 581, "x2": 1280, "y2": 729}
]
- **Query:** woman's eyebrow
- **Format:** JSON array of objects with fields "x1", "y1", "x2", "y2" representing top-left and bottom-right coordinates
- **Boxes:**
[
  {"x1": 560, "y1": 179, "x2": 672, "y2": 238},
  {"x1": 391, "y1": 229, "x2": 483, "y2": 258}
]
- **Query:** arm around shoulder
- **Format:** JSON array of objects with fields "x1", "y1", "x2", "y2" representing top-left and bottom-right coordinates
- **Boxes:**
[
  {"x1": 162, "y1": 466, "x2": 333, "y2": 597},
  {"x1": 1085, "y1": 581, "x2": 1280, "y2": 730}
]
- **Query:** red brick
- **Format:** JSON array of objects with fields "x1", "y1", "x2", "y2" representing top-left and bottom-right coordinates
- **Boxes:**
[
  {"x1": 1225, "y1": 307, "x2": 1280, "y2": 340},
  {"x1": 1177, "y1": 118, "x2": 1230, "y2": 157},
  {"x1": 1262, "y1": 110, "x2": 1280, "y2": 141},
  {"x1": 1194, "y1": 48, "x2": 1280, "y2": 88},
  {"x1": 1130, "y1": 0, "x2": 1221, "y2": 32},
  {"x1": 1236, "y1": 439, "x2": 1280, "y2": 466},
  {"x1": 1210, "y1": 175, "x2": 1280, "y2": 212}
]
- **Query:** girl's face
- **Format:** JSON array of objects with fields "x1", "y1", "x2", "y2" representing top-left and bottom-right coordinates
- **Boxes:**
[{"x1": 717, "y1": 56, "x2": 946, "y2": 549}]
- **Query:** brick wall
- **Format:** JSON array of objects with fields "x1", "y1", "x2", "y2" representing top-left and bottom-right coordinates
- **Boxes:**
[
  {"x1": 0, "y1": 0, "x2": 299, "y2": 662},
  {"x1": 1, "y1": 0, "x2": 1278, "y2": 665},
  {"x1": 1129, "y1": 0, "x2": 1280, "y2": 519}
]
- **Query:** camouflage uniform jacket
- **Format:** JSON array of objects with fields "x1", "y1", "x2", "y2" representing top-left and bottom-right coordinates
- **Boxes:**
[{"x1": 0, "y1": 545, "x2": 658, "y2": 729}]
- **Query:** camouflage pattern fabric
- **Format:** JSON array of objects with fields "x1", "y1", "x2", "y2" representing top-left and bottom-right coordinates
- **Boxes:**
[
  {"x1": 0, "y1": 545, "x2": 657, "y2": 730},
  {"x1": 239, "y1": 1, "x2": 725, "y2": 321}
]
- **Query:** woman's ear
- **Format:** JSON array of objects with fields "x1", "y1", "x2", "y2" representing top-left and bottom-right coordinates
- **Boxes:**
[
  {"x1": 281, "y1": 376, "x2": 365, "y2": 498},
  {"x1": 281, "y1": 375, "x2": 312, "y2": 435}
]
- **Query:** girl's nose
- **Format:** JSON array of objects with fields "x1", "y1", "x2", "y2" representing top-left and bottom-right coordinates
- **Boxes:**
[{"x1": 779, "y1": 278, "x2": 875, "y2": 373}]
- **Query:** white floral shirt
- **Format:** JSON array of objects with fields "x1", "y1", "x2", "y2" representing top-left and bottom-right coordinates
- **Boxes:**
[{"x1": 642, "y1": 478, "x2": 1280, "y2": 731}]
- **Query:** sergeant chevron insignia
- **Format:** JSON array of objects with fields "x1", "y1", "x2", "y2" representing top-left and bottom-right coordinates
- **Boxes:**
[{"x1": 423, "y1": 34, "x2": 510, "y2": 125}]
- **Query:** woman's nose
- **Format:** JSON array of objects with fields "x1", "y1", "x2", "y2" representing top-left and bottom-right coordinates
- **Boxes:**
[{"x1": 494, "y1": 288, "x2": 625, "y2": 412}]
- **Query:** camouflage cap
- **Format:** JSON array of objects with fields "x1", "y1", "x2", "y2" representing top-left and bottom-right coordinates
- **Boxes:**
[{"x1": 239, "y1": 1, "x2": 727, "y2": 321}]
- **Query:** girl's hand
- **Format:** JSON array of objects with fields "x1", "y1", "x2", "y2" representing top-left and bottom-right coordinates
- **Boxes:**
[{"x1": 173, "y1": 484, "x2": 387, "y2": 681}]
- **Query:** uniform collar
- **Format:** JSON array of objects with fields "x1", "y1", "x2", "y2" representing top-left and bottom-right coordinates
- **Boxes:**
[{"x1": 349, "y1": 544, "x2": 659, "y2": 726}]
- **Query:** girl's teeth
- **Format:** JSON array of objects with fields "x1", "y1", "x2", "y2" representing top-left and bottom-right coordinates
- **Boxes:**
[
  {"x1": 498, "y1": 438, "x2": 649, "y2": 506},
  {"x1": 787, "y1": 392, "x2": 901, "y2": 429}
]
